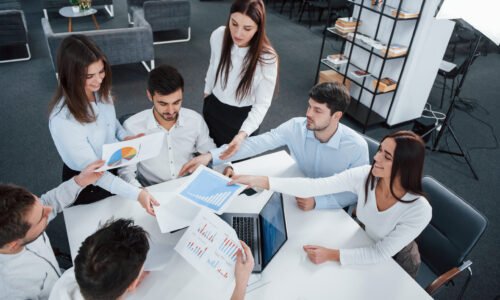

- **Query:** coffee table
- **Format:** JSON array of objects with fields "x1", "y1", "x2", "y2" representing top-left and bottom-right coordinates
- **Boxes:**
[{"x1": 59, "y1": 6, "x2": 99, "y2": 32}]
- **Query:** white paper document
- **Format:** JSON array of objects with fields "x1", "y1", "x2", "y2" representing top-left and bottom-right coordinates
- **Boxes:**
[
  {"x1": 152, "y1": 191, "x2": 200, "y2": 233},
  {"x1": 177, "y1": 165, "x2": 246, "y2": 214},
  {"x1": 175, "y1": 209, "x2": 241, "y2": 284},
  {"x1": 96, "y1": 132, "x2": 164, "y2": 171}
]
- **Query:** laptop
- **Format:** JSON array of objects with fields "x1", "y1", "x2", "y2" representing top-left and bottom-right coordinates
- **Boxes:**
[{"x1": 221, "y1": 192, "x2": 288, "y2": 273}]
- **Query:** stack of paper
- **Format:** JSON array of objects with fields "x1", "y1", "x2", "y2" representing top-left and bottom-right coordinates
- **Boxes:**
[{"x1": 391, "y1": 9, "x2": 419, "y2": 19}]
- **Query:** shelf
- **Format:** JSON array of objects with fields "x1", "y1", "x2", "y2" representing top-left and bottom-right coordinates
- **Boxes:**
[
  {"x1": 345, "y1": 98, "x2": 386, "y2": 127},
  {"x1": 347, "y1": 0, "x2": 420, "y2": 21},
  {"x1": 326, "y1": 28, "x2": 407, "y2": 60},
  {"x1": 320, "y1": 59, "x2": 395, "y2": 96}
]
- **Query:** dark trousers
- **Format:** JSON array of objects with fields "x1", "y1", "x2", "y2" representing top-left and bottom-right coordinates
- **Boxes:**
[
  {"x1": 202, "y1": 94, "x2": 259, "y2": 147},
  {"x1": 62, "y1": 164, "x2": 115, "y2": 205}
]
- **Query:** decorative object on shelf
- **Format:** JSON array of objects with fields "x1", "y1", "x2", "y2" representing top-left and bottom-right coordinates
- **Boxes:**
[
  {"x1": 335, "y1": 17, "x2": 362, "y2": 33},
  {"x1": 318, "y1": 70, "x2": 351, "y2": 90},
  {"x1": 391, "y1": 9, "x2": 419, "y2": 19},
  {"x1": 352, "y1": 69, "x2": 371, "y2": 78},
  {"x1": 380, "y1": 44, "x2": 408, "y2": 57},
  {"x1": 327, "y1": 54, "x2": 348, "y2": 65},
  {"x1": 373, "y1": 77, "x2": 397, "y2": 92}
]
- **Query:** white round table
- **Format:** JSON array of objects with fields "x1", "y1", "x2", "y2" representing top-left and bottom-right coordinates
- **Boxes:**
[{"x1": 59, "y1": 6, "x2": 99, "y2": 32}]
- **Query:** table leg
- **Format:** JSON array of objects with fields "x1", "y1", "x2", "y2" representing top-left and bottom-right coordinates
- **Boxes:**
[
  {"x1": 92, "y1": 15, "x2": 100, "y2": 30},
  {"x1": 68, "y1": 17, "x2": 72, "y2": 32}
]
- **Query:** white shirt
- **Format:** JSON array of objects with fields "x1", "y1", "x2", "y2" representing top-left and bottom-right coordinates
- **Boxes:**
[
  {"x1": 49, "y1": 267, "x2": 84, "y2": 300},
  {"x1": 49, "y1": 96, "x2": 141, "y2": 201},
  {"x1": 120, "y1": 108, "x2": 217, "y2": 186},
  {"x1": 0, "y1": 179, "x2": 82, "y2": 300},
  {"x1": 269, "y1": 165, "x2": 432, "y2": 265},
  {"x1": 204, "y1": 26, "x2": 278, "y2": 135}
]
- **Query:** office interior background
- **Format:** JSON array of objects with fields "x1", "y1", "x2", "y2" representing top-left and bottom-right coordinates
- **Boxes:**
[{"x1": 0, "y1": 0, "x2": 498, "y2": 298}]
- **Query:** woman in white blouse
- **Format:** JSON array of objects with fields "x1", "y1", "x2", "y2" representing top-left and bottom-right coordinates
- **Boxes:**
[
  {"x1": 230, "y1": 131, "x2": 432, "y2": 277},
  {"x1": 203, "y1": 0, "x2": 278, "y2": 156},
  {"x1": 48, "y1": 35, "x2": 157, "y2": 215}
]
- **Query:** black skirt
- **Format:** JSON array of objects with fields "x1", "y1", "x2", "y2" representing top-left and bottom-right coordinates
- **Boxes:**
[
  {"x1": 62, "y1": 164, "x2": 115, "y2": 205},
  {"x1": 203, "y1": 94, "x2": 259, "y2": 147}
]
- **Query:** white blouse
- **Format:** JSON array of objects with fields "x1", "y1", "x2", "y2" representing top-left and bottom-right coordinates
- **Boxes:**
[
  {"x1": 204, "y1": 26, "x2": 278, "y2": 136},
  {"x1": 269, "y1": 165, "x2": 432, "y2": 265}
]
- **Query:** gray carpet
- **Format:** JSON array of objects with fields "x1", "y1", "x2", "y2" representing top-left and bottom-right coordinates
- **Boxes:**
[{"x1": 1, "y1": 0, "x2": 499, "y2": 298}]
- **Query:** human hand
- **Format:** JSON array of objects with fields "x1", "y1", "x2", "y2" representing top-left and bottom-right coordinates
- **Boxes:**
[
  {"x1": 220, "y1": 132, "x2": 247, "y2": 160},
  {"x1": 232, "y1": 241, "x2": 254, "y2": 299},
  {"x1": 296, "y1": 197, "x2": 316, "y2": 211},
  {"x1": 203, "y1": 93, "x2": 208, "y2": 99},
  {"x1": 229, "y1": 175, "x2": 270, "y2": 190},
  {"x1": 178, "y1": 153, "x2": 212, "y2": 177},
  {"x1": 223, "y1": 166, "x2": 234, "y2": 178},
  {"x1": 138, "y1": 189, "x2": 160, "y2": 216},
  {"x1": 303, "y1": 245, "x2": 339, "y2": 264},
  {"x1": 123, "y1": 133, "x2": 145, "y2": 141},
  {"x1": 74, "y1": 160, "x2": 105, "y2": 187}
]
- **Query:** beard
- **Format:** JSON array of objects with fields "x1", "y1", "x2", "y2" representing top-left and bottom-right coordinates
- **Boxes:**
[{"x1": 306, "y1": 119, "x2": 329, "y2": 131}]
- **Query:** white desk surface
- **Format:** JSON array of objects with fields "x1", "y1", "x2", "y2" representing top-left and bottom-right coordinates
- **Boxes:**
[{"x1": 63, "y1": 151, "x2": 431, "y2": 300}]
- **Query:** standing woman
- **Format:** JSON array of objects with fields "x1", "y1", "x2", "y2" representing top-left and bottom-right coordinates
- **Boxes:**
[
  {"x1": 203, "y1": 0, "x2": 278, "y2": 156},
  {"x1": 230, "y1": 131, "x2": 432, "y2": 277},
  {"x1": 48, "y1": 35, "x2": 157, "y2": 215}
]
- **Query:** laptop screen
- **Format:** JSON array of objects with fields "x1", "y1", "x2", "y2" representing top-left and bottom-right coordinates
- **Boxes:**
[{"x1": 259, "y1": 192, "x2": 287, "y2": 269}]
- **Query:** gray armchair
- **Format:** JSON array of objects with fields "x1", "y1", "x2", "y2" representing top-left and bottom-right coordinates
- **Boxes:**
[
  {"x1": 0, "y1": 0, "x2": 30, "y2": 63},
  {"x1": 41, "y1": 0, "x2": 114, "y2": 19},
  {"x1": 41, "y1": 10, "x2": 154, "y2": 75},
  {"x1": 127, "y1": 0, "x2": 190, "y2": 45}
]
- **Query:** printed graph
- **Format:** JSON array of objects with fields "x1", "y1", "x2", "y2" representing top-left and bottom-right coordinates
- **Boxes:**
[
  {"x1": 186, "y1": 241, "x2": 208, "y2": 258},
  {"x1": 197, "y1": 223, "x2": 217, "y2": 242},
  {"x1": 107, "y1": 147, "x2": 137, "y2": 166},
  {"x1": 218, "y1": 237, "x2": 238, "y2": 262},
  {"x1": 179, "y1": 168, "x2": 241, "y2": 211}
]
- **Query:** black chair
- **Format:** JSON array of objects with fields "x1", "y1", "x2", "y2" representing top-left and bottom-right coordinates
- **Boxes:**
[
  {"x1": 0, "y1": 0, "x2": 31, "y2": 63},
  {"x1": 298, "y1": 0, "x2": 349, "y2": 28},
  {"x1": 416, "y1": 176, "x2": 487, "y2": 298}
]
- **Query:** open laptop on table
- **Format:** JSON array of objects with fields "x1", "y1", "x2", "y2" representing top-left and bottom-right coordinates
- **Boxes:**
[{"x1": 221, "y1": 192, "x2": 288, "y2": 273}]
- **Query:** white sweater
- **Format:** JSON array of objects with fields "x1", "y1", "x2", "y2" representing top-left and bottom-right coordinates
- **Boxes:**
[
  {"x1": 269, "y1": 165, "x2": 432, "y2": 265},
  {"x1": 204, "y1": 26, "x2": 278, "y2": 136}
]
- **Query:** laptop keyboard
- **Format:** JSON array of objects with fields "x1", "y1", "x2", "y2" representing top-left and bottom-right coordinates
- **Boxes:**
[{"x1": 233, "y1": 217, "x2": 255, "y2": 252}]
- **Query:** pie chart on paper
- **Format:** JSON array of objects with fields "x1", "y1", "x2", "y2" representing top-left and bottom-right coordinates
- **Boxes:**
[{"x1": 107, "y1": 147, "x2": 137, "y2": 167}]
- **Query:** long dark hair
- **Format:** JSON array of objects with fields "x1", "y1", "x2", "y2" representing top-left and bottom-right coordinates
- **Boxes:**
[
  {"x1": 215, "y1": 0, "x2": 277, "y2": 101},
  {"x1": 364, "y1": 131, "x2": 425, "y2": 203},
  {"x1": 48, "y1": 35, "x2": 112, "y2": 123}
]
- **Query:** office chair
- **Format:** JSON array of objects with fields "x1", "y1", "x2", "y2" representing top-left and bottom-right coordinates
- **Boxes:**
[
  {"x1": 361, "y1": 133, "x2": 379, "y2": 160},
  {"x1": 416, "y1": 176, "x2": 487, "y2": 298}
]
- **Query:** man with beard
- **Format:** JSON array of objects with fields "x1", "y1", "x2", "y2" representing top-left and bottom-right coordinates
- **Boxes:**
[
  {"x1": 180, "y1": 82, "x2": 369, "y2": 211},
  {"x1": 119, "y1": 65, "x2": 227, "y2": 187},
  {"x1": 0, "y1": 160, "x2": 104, "y2": 299}
]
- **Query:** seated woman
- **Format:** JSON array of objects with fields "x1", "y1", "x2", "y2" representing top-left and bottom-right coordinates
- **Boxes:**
[
  {"x1": 48, "y1": 35, "x2": 157, "y2": 215},
  {"x1": 230, "y1": 131, "x2": 432, "y2": 277}
]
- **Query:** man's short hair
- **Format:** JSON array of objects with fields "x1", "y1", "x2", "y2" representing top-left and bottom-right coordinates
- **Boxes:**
[
  {"x1": 147, "y1": 64, "x2": 184, "y2": 96},
  {"x1": 309, "y1": 82, "x2": 351, "y2": 115},
  {"x1": 75, "y1": 219, "x2": 150, "y2": 300},
  {"x1": 0, "y1": 184, "x2": 36, "y2": 248}
]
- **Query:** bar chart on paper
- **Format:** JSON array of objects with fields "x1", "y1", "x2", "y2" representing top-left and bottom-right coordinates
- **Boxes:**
[
  {"x1": 179, "y1": 166, "x2": 244, "y2": 212},
  {"x1": 175, "y1": 210, "x2": 241, "y2": 283}
]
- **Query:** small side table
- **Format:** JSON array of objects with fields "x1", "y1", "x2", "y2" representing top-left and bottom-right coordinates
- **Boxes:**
[{"x1": 59, "y1": 6, "x2": 99, "y2": 32}]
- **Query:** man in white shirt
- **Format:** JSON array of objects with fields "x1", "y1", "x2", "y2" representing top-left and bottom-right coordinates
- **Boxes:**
[
  {"x1": 180, "y1": 82, "x2": 369, "y2": 211},
  {"x1": 119, "y1": 65, "x2": 227, "y2": 187},
  {"x1": 49, "y1": 219, "x2": 255, "y2": 300},
  {"x1": 0, "y1": 160, "x2": 104, "y2": 300}
]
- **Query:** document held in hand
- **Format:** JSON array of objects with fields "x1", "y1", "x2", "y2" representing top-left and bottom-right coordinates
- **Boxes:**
[
  {"x1": 175, "y1": 209, "x2": 241, "y2": 284},
  {"x1": 177, "y1": 165, "x2": 246, "y2": 214},
  {"x1": 96, "y1": 132, "x2": 164, "y2": 172}
]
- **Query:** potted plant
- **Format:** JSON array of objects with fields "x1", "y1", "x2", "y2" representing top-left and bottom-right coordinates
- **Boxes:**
[{"x1": 69, "y1": 0, "x2": 79, "y2": 12}]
